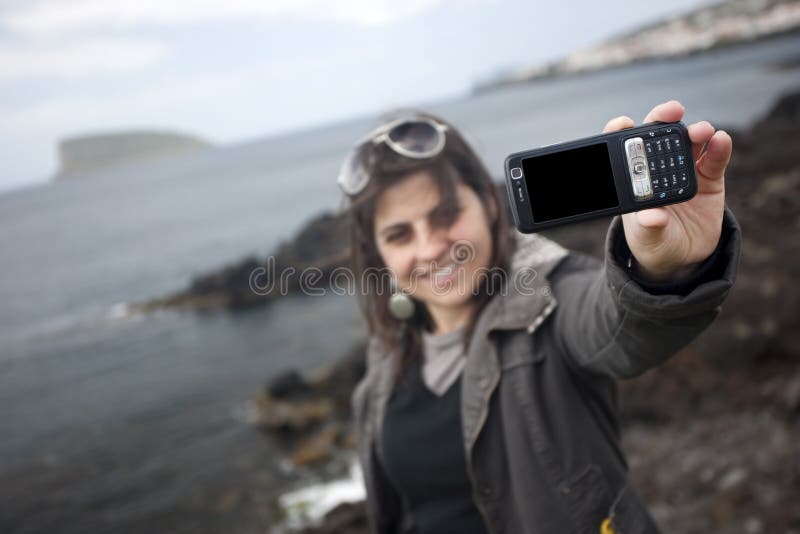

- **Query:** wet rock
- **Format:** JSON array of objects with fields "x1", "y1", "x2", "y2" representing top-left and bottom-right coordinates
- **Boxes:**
[
  {"x1": 256, "y1": 343, "x2": 366, "y2": 432},
  {"x1": 290, "y1": 423, "x2": 342, "y2": 467},
  {"x1": 268, "y1": 370, "x2": 312, "y2": 399},
  {"x1": 256, "y1": 342, "x2": 367, "y2": 473},
  {"x1": 254, "y1": 396, "x2": 335, "y2": 433},
  {"x1": 305, "y1": 342, "x2": 367, "y2": 412}
]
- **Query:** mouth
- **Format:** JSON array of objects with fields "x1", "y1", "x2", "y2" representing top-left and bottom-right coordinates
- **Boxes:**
[{"x1": 419, "y1": 262, "x2": 462, "y2": 285}]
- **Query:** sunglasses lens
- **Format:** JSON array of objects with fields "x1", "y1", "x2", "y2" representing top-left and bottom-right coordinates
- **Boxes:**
[
  {"x1": 387, "y1": 120, "x2": 441, "y2": 155},
  {"x1": 337, "y1": 145, "x2": 370, "y2": 195}
]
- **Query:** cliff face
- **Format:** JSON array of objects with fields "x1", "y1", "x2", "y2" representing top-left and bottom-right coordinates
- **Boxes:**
[{"x1": 57, "y1": 130, "x2": 213, "y2": 177}]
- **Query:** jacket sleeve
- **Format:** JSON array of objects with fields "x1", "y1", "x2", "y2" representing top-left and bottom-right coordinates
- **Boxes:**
[{"x1": 548, "y1": 205, "x2": 741, "y2": 379}]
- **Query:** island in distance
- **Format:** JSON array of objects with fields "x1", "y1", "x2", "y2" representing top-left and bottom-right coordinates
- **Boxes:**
[{"x1": 57, "y1": 130, "x2": 214, "y2": 177}]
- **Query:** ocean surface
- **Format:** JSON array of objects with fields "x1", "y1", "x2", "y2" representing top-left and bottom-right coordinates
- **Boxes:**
[{"x1": 1, "y1": 33, "x2": 799, "y2": 533}]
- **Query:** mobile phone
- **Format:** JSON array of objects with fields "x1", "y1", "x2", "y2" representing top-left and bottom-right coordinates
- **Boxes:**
[{"x1": 504, "y1": 121, "x2": 697, "y2": 233}]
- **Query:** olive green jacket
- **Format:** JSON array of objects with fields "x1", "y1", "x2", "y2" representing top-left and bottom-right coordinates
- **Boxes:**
[{"x1": 352, "y1": 207, "x2": 741, "y2": 534}]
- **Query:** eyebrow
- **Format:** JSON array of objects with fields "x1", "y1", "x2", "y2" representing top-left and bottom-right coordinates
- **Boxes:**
[{"x1": 377, "y1": 201, "x2": 458, "y2": 238}]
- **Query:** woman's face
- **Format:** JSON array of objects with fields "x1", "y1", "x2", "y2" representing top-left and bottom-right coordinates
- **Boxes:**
[{"x1": 373, "y1": 170, "x2": 495, "y2": 318}]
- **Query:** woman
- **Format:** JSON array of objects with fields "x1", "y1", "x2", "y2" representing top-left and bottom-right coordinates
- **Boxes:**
[{"x1": 341, "y1": 101, "x2": 741, "y2": 534}]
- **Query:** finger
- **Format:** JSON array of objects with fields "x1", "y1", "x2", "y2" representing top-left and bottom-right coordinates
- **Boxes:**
[
  {"x1": 695, "y1": 130, "x2": 732, "y2": 194},
  {"x1": 643, "y1": 100, "x2": 685, "y2": 125},
  {"x1": 687, "y1": 120, "x2": 715, "y2": 161},
  {"x1": 603, "y1": 115, "x2": 635, "y2": 133}
]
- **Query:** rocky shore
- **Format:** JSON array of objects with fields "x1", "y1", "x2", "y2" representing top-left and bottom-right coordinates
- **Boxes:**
[
  {"x1": 131, "y1": 212, "x2": 350, "y2": 313},
  {"x1": 251, "y1": 90, "x2": 800, "y2": 533}
]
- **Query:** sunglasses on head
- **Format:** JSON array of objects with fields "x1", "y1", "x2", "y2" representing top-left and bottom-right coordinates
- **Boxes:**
[{"x1": 336, "y1": 116, "x2": 449, "y2": 197}]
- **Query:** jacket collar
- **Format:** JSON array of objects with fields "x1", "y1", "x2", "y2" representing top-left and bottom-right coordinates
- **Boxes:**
[
  {"x1": 484, "y1": 229, "x2": 567, "y2": 333},
  {"x1": 364, "y1": 229, "x2": 568, "y2": 462},
  {"x1": 366, "y1": 229, "x2": 568, "y2": 365}
]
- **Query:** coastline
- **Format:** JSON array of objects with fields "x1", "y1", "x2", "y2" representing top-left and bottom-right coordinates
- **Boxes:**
[
  {"x1": 2, "y1": 34, "x2": 798, "y2": 534},
  {"x1": 473, "y1": 0, "x2": 800, "y2": 94}
]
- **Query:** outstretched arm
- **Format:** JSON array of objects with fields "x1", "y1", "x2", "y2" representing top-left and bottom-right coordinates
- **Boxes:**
[{"x1": 549, "y1": 101, "x2": 741, "y2": 378}]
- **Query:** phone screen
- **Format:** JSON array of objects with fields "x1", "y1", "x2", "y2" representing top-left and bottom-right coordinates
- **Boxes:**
[{"x1": 522, "y1": 142, "x2": 619, "y2": 222}]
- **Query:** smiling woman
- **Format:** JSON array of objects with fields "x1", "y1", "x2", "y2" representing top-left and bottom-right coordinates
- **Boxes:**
[
  {"x1": 341, "y1": 111, "x2": 512, "y2": 389},
  {"x1": 338, "y1": 106, "x2": 742, "y2": 534}
]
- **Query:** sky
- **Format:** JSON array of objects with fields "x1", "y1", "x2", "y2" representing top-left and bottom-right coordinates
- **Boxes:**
[{"x1": 0, "y1": 0, "x2": 714, "y2": 193}]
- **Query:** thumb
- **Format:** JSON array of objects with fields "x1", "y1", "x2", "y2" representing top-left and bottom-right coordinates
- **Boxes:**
[
  {"x1": 635, "y1": 207, "x2": 670, "y2": 229},
  {"x1": 622, "y1": 208, "x2": 670, "y2": 247}
]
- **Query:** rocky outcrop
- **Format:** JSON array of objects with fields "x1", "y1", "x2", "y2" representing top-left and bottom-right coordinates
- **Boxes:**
[
  {"x1": 132, "y1": 212, "x2": 350, "y2": 313},
  {"x1": 57, "y1": 130, "x2": 212, "y2": 177},
  {"x1": 254, "y1": 342, "x2": 365, "y2": 468}
]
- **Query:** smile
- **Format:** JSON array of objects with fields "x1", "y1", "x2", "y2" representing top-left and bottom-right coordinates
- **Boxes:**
[{"x1": 420, "y1": 263, "x2": 462, "y2": 285}]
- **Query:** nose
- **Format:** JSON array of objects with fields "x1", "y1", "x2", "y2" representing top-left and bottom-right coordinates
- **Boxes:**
[{"x1": 415, "y1": 225, "x2": 450, "y2": 267}]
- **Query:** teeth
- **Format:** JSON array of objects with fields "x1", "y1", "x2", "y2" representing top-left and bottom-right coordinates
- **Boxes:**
[{"x1": 433, "y1": 263, "x2": 456, "y2": 276}]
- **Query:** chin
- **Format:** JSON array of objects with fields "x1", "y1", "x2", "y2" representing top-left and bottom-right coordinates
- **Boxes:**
[{"x1": 417, "y1": 289, "x2": 476, "y2": 311}]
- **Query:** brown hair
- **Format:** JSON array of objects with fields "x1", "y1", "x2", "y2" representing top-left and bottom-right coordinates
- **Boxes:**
[{"x1": 343, "y1": 110, "x2": 513, "y2": 387}]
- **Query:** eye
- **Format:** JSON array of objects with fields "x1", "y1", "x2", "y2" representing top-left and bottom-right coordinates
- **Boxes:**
[
  {"x1": 429, "y1": 202, "x2": 462, "y2": 228},
  {"x1": 384, "y1": 228, "x2": 410, "y2": 243}
]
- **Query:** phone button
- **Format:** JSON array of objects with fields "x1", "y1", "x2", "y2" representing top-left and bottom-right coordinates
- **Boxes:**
[{"x1": 510, "y1": 167, "x2": 523, "y2": 180}]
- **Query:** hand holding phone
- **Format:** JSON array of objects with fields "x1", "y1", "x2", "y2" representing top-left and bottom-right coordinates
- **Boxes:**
[{"x1": 506, "y1": 101, "x2": 732, "y2": 282}]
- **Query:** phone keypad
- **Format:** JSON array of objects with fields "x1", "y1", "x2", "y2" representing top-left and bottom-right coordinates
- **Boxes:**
[{"x1": 627, "y1": 127, "x2": 690, "y2": 201}]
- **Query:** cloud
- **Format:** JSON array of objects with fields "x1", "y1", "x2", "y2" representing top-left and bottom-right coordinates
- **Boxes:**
[
  {"x1": 1, "y1": 0, "x2": 446, "y2": 36},
  {"x1": 0, "y1": 39, "x2": 167, "y2": 79}
]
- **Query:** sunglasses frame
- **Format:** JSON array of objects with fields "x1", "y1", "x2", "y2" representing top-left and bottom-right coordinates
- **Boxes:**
[{"x1": 337, "y1": 117, "x2": 449, "y2": 196}]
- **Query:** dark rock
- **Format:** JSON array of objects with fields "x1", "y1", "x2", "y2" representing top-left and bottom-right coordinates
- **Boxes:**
[
  {"x1": 268, "y1": 370, "x2": 312, "y2": 400},
  {"x1": 290, "y1": 422, "x2": 342, "y2": 467},
  {"x1": 254, "y1": 395, "x2": 334, "y2": 434},
  {"x1": 135, "y1": 209, "x2": 351, "y2": 312},
  {"x1": 306, "y1": 341, "x2": 367, "y2": 412},
  {"x1": 255, "y1": 342, "x2": 366, "y2": 469},
  {"x1": 761, "y1": 89, "x2": 800, "y2": 123}
]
